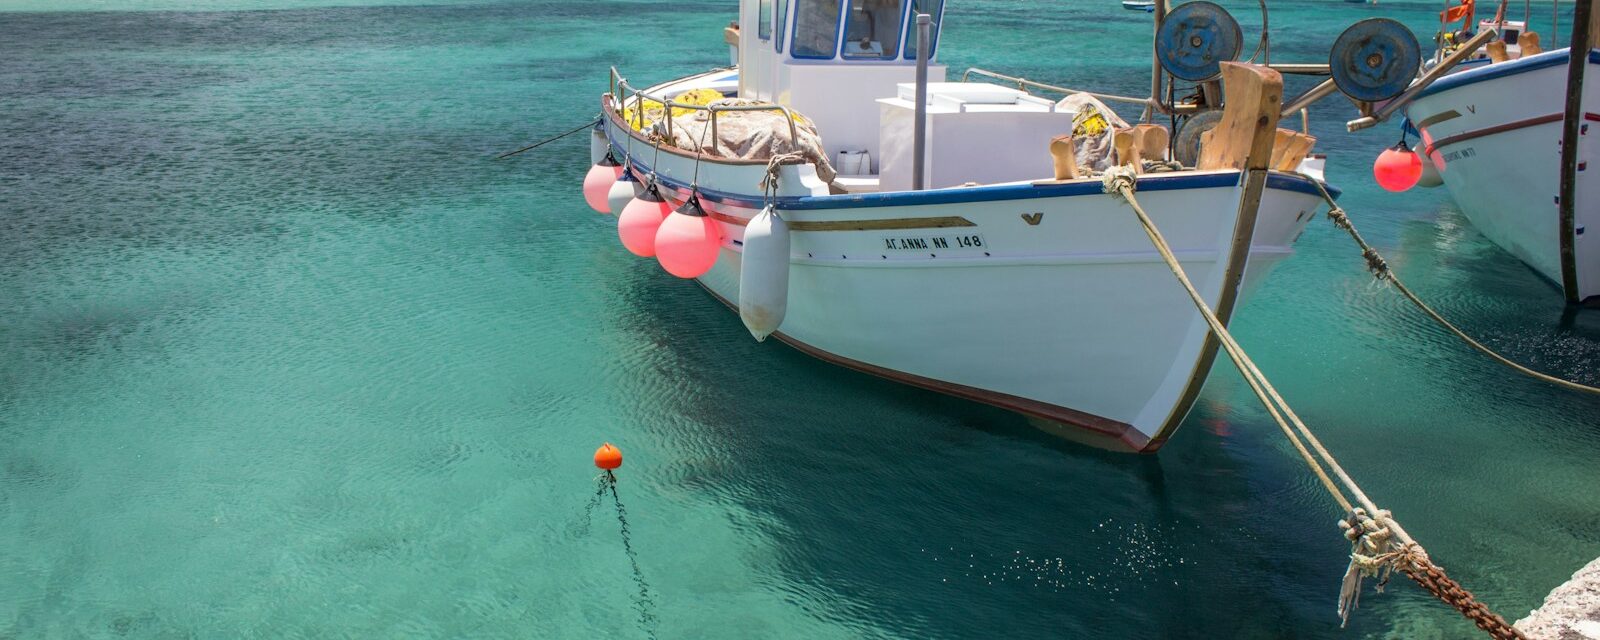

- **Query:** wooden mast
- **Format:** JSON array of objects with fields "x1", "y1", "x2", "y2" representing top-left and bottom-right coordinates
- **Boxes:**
[{"x1": 1557, "y1": 0, "x2": 1597, "y2": 302}]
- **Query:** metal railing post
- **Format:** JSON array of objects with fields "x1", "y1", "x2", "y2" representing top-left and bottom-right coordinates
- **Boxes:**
[{"x1": 913, "y1": 13, "x2": 931, "y2": 191}]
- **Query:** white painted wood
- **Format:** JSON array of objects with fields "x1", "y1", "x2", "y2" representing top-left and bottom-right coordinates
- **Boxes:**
[{"x1": 1406, "y1": 47, "x2": 1600, "y2": 300}]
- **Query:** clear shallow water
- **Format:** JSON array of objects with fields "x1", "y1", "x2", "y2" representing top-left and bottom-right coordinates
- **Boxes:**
[{"x1": 1, "y1": 1, "x2": 1597, "y2": 637}]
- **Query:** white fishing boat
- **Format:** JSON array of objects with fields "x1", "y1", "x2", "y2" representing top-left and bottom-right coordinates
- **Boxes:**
[
  {"x1": 1400, "y1": 9, "x2": 1600, "y2": 303},
  {"x1": 1123, "y1": 1, "x2": 1157, "y2": 13},
  {"x1": 579, "y1": 0, "x2": 1342, "y2": 451}
]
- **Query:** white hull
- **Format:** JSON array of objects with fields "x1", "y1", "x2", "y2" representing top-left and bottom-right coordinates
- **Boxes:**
[
  {"x1": 1407, "y1": 48, "x2": 1600, "y2": 301},
  {"x1": 599, "y1": 76, "x2": 1328, "y2": 451}
]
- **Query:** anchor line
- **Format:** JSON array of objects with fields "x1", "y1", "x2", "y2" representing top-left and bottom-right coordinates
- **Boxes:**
[
  {"x1": 493, "y1": 117, "x2": 602, "y2": 160},
  {"x1": 1101, "y1": 167, "x2": 1524, "y2": 639},
  {"x1": 1299, "y1": 176, "x2": 1600, "y2": 396},
  {"x1": 573, "y1": 473, "x2": 610, "y2": 537},
  {"x1": 606, "y1": 471, "x2": 659, "y2": 639}
]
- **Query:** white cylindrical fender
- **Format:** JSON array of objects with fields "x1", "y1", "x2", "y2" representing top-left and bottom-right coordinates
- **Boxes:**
[
  {"x1": 739, "y1": 205, "x2": 790, "y2": 342},
  {"x1": 1416, "y1": 149, "x2": 1443, "y2": 188},
  {"x1": 589, "y1": 127, "x2": 609, "y2": 166}
]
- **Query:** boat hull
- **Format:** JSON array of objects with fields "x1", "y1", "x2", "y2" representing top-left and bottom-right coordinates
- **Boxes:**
[
  {"x1": 598, "y1": 79, "x2": 1327, "y2": 452},
  {"x1": 1406, "y1": 47, "x2": 1600, "y2": 301}
]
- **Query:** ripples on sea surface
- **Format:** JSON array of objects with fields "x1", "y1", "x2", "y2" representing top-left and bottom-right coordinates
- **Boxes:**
[{"x1": 1, "y1": 0, "x2": 1597, "y2": 637}]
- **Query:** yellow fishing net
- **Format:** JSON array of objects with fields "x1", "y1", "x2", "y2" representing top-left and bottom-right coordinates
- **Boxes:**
[{"x1": 622, "y1": 88, "x2": 725, "y2": 131}]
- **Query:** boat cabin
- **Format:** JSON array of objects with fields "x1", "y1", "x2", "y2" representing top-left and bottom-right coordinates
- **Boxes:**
[
  {"x1": 736, "y1": 0, "x2": 951, "y2": 176},
  {"x1": 728, "y1": 0, "x2": 1098, "y2": 192}
]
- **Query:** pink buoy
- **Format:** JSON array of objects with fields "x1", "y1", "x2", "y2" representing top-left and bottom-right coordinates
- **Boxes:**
[
  {"x1": 583, "y1": 154, "x2": 622, "y2": 213},
  {"x1": 655, "y1": 196, "x2": 722, "y2": 278},
  {"x1": 1373, "y1": 141, "x2": 1422, "y2": 192},
  {"x1": 617, "y1": 184, "x2": 672, "y2": 257}
]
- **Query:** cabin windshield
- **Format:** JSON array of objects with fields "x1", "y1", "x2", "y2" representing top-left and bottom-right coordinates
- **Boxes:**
[
  {"x1": 843, "y1": 0, "x2": 905, "y2": 59},
  {"x1": 793, "y1": 0, "x2": 843, "y2": 58},
  {"x1": 775, "y1": 0, "x2": 789, "y2": 51},
  {"x1": 901, "y1": 0, "x2": 942, "y2": 59}
]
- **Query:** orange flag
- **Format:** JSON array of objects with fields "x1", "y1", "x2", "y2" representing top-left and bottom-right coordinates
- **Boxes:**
[{"x1": 1442, "y1": 0, "x2": 1475, "y2": 23}]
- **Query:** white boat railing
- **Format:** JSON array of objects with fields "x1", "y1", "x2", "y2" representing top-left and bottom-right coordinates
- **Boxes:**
[
  {"x1": 959, "y1": 67, "x2": 1157, "y2": 108},
  {"x1": 608, "y1": 67, "x2": 800, "y2": 154}
]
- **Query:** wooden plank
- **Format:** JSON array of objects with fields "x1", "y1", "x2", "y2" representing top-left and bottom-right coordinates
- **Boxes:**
[
  {"x1": 1049, "y1": 134, "x2": 1079, "y2": 180},
  {"x1": 1197, "y1": 62, "x2": 1285, "y2": 171},
  {"x1": 1269, "y1": 128, "x2": 1318, "y2": 171}
]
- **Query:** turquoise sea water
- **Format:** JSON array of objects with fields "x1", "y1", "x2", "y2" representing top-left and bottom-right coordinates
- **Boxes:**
[{"x1": 3, "y1": 0, "x2": 1598, "y2": 637}]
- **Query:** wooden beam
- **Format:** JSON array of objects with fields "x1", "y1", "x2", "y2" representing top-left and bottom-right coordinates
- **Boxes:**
[
  {"x1": 1557, "y1": 0, "x2": 1596, "y2": 302},
  {"x1": 1146, "y1": 62, "x2": 1286, "y2": 449},
  {"x1": 1197, "y1": 62, "x2": 1285, "y2": 170},
  {"x1": 1270, "y1": 128, "x2": 1318, "y2": 171}
]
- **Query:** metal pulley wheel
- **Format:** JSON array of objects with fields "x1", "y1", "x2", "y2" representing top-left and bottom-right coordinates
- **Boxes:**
[
  {"x1": 1173, "y1": 109, "x2": 1224, "y2": 167},
  {"x1": 1329, "y1": 18, "x2": 1421, "y2": 102},
  {"x1": 1156, "y1": 1, "x2": 1244, "y2": 82}
]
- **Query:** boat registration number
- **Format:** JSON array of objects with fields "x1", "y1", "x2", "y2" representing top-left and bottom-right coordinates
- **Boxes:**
[{"x1": 881, "y1": 233, "x2": 987, "y2": 252}]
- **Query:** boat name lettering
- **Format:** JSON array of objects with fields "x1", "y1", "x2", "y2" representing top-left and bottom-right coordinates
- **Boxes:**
[
  {"x1": 882, "y1": 234, "x2": 987, "y2": 251},
  {"x1": 1441, "y1": 147, "x2": 1476, "y2": 162}
]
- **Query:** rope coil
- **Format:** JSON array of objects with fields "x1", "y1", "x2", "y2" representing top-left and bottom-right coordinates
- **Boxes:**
[{"x1": 1103, "y1": 172, "x2": 1525, "y2": 638}]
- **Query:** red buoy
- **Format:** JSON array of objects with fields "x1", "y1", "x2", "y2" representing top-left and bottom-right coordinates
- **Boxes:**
[
  {"x1": 1373, "y1": 141, "x2": 1423, "y2": 192},
  {"x1": 594, "y1": 443, "x2": 622, "y2": 470}
]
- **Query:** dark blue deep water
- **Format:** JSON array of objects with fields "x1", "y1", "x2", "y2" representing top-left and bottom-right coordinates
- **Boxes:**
[{"x1": 3, "y1": 0, "x2": 1598, "y2": 637}]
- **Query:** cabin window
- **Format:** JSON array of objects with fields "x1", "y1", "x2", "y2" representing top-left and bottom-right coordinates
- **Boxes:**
[
  {"x1": 902, "y1": 0, "x2": 943, "y2": 59},
  {"x1": 759, "y1": 0, "x2": 773, "y2": 40},
  {"x1": 775, "y1": 0, "x2": 789, "y2": 51},
  {"x1": 842, "y1": 0, "x2": 905, "y2": 59},
  {"x1": 792, "y1": 0, "x2": 842, "y2": 59}
]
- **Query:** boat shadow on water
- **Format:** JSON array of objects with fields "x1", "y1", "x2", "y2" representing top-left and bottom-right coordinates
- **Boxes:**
[{"x1": 602, "y1": 265, "x2": 1406, "y2": 637}]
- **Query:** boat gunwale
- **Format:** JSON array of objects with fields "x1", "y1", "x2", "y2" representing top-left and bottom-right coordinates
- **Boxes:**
[
  {"x1": 599, "y1": 77, "x2": 1340, "y2": 211},
  {"x1": 604, "y1": 119, "x2": 1337, "y2": 213},
  {"x1": 1413, "y1": 47, "x2": 1600, "y2": 102}
]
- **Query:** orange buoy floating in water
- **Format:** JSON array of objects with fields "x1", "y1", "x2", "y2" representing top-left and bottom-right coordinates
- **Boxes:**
[{"x1": 594, "y1": 442, "x2": 623, "y2": 470}]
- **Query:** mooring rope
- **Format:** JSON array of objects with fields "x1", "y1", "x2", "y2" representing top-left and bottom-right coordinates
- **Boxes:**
[
  {"x1": 1101, "y1": 167, "x2": 1524, "y2": 639},
  {"x1": 1299, "y1": 177, "x2": 1600, "y2": 396},
  {"x1": 493, "y1": 117, "x2": 602, "y2": 160}
]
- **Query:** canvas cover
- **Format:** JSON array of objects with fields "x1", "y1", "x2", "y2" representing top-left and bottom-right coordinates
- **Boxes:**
[{"x1": 662, "y1": 99, "x2": 837, "y2": 183}]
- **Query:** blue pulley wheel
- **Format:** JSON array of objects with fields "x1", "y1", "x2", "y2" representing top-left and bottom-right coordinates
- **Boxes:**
[
  {"x1": 1330, "y1": 18, "x2": 1421, "y2": 103},
  {"x1": 1156, "y1": 1, "x2": 1243, "y2": 82}
]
